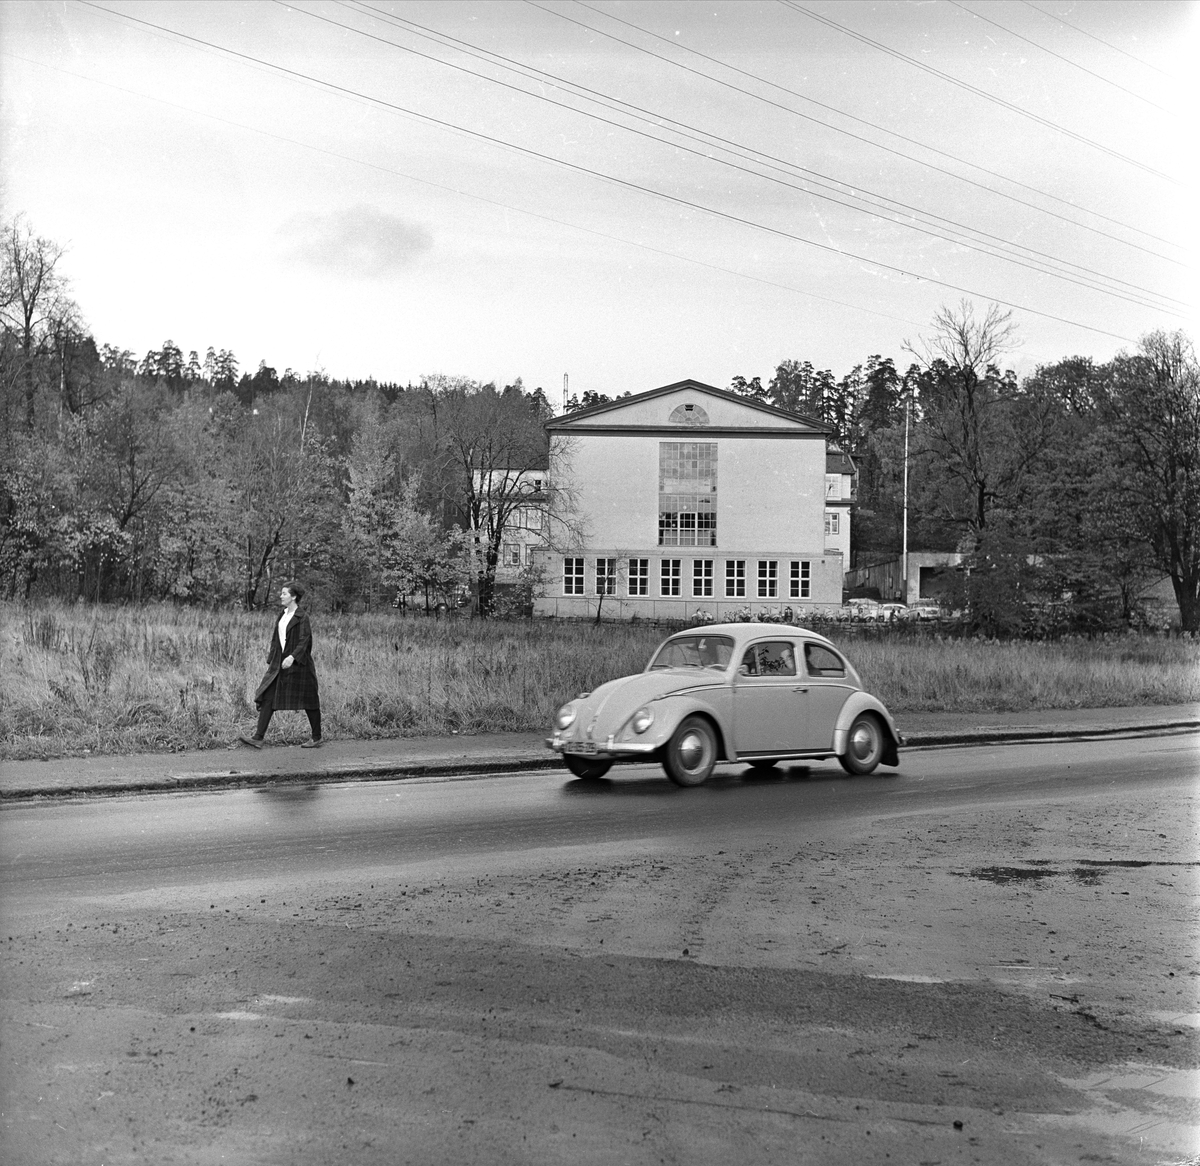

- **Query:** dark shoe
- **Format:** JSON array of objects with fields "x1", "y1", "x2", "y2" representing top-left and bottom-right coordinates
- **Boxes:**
[
  {"x1": 301, "y1": 738, "x2": 323, "y2": 749},
  {"x1": 238, "y1": 735, "x2": 265, "y2": 750}
]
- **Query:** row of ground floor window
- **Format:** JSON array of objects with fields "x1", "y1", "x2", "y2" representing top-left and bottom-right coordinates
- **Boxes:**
[{"x1": 559, "y1": 555, "x2": 820, "y2": 599}]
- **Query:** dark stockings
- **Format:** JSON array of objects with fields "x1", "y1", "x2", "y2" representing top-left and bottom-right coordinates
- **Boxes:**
[{"x1": 256, "y1": 688, "x2": 321, "y2": 741}]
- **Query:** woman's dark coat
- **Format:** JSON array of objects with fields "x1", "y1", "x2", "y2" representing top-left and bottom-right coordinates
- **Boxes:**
[{"x1": 254, "y1": 609, "x2": 320, "y2": 710}]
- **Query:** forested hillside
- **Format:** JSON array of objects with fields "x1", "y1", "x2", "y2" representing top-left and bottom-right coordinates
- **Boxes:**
[{"x1": 2, "y1": 216, "x2": 1197, "y2": 632}]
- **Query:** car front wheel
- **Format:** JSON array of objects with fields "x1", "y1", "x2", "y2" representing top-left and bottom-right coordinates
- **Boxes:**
[
  {"x1": 563, "y1": 755, "x2": 613, "y2": 781},
  {"x1": 663, "y1": 716, "x2": 717, "y2": 787},
  {"x1": 839, "y1": 713, "x2": 885, "y2": 776}
]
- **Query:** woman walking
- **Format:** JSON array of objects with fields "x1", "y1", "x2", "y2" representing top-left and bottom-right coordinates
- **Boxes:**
[{"x1": 239, "y1": 581, "x2": 323, "y2": 749}]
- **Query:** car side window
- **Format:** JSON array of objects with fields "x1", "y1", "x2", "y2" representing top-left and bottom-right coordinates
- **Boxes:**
[
  {"x1": 744, "y1": 641, "x2": 796, "y2": 677},
  {"x1": 805, "y1": 643, "x2": 846, "y2": 678}
]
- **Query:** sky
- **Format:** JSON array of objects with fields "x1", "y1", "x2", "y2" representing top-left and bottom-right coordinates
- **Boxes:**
[{"x1": 1, "y1": 0, "x2": 1196, "y2": 401}]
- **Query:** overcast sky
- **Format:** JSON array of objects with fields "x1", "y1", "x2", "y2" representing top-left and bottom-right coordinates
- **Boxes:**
[{"x1": 2, "y1": 0, "x2": 1195, "y2": 400}]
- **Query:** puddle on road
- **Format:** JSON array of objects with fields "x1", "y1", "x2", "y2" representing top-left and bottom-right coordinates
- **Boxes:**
[
  {"x1": 1071, "y1": 1067, "x2": 1200, "y2": 1098},
  {"x1": 865, "y1": 973, "x2": 947, "y2": 983},
  {"x1": 1038, "y1": 1108, "x2": 1200, "y2": 1156},
  {"x1": 962, "y1": 866, "x2": 1060, "y2": 884},
  {"x1": 1150, "y1": 1012, "x2": 1200, "y2": 1029},
  {"x1": 1042, "y1": 1064, "x2": 1200, "y2": 1160},
  {"x1": 955, "y1": 860, "x2": 1199, "y2": 887}
]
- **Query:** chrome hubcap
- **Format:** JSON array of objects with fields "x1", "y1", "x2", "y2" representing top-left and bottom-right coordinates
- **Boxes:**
[
  {"x1": 678, "y1": 731, "x2": 706, "y2": 769},
  {"x1": 850, "y1": 724, "x2": 875, "y2": 759}
]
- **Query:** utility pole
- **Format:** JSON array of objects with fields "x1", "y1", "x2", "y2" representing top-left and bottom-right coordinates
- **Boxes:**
[
  {"x1": 901, "y1": 388, "x2": 910, "y2": 605},
  {"x1": 563, "y1": 373, "x2": 568, "y2": 413}
]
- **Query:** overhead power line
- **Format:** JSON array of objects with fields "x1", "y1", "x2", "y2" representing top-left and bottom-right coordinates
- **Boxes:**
[
  {"x1": 560, "y1": 0, "x2": 1182, "y2": 258},
  {"x1": 4, "y1": 49, "x2": 925, "y2": 331},
  {"x1": 783, "y1": 0, "x2": 1180, "y2": 186},
  {"x1": 1020, "y1": 0, "x2": 1174, "y2": 78},
  {"x1": 336, "y1": 0, "x2": 1182, "y2": 315},
  {"x1": 948, "y1": 0, "x2": 1172, "y2": 114},
  {"x1": 75, "y1": 2, "x2": 1139, "y2": 342}
]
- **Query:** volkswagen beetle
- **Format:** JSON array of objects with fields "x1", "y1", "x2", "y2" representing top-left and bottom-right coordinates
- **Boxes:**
[{"x1": 547, "y1": 622, "x2": 901, "y2": 786}]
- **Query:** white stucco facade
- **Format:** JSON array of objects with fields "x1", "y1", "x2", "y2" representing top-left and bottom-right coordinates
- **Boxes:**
[{"x1": 531, "y1": 380, "x2": 849, "y2": 620}]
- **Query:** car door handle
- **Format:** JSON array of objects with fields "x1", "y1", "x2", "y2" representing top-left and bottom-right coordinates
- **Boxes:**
[{"x1": 793, "y1": 686, "x2": 809, "y2": 693}]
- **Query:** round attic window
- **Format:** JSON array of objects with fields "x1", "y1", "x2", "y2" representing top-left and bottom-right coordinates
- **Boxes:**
[{"x1": 668, "y1": 402, "x2": 709, "y2": 426}]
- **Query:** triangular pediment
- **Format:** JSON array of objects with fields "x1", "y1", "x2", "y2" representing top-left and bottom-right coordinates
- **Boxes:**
[{"x1": 546, "y1": 380, "x2": 828, "y2": 434}]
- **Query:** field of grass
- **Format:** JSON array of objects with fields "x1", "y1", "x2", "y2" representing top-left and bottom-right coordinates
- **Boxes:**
[{"x1": 1, "y1": 601, "x2": 1197, "y2": 760}]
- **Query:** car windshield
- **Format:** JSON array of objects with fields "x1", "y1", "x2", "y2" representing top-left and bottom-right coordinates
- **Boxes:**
[{"x1": 648, "y1": 635, "x2": 735, "y2": 671}]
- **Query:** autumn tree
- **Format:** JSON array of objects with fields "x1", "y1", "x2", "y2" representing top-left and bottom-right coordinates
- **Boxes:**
[
  {"x1": 729, "y1": 374, "x2": 767, "y2": 401},
  {"x1": 906, "y1": 305, "x2": 1060, "y2": 533},
  {"x1": 150, "y1": 395, "x2": 241, "y2": 601},
  {"x1": 0, "y1": 214, "x2": 78, "y2": 431},
  {"x1": 421, "y1": 377, "x2": 551, "y2": 617},
  {"x1": 342, "y1": 397, "x2": 410, "y2": 609},
  {"x1": 220, "y1": 389, "x2": 340, "y2": 609},
  {"x1": 384, "y1": 482, "x2": 471, "y2": 612},
  {"x1": 1096, "y1": 331, "x2": 1200, "y2": 631},
  {"x1": 768, "y1": 359, "x2": 836, "y2": 420}
]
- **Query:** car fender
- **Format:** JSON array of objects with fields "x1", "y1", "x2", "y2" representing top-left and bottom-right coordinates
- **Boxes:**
[
  {"x1": 832, "y1": 692, "x2": 901, "y2": 767},
  {"x1": 637, "y1": 691, "x2": 732, "y2": 761}
]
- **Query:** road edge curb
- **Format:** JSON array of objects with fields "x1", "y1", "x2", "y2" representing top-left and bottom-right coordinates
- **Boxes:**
[{"x1": 2, "y1": 721, "x2": 1195, "y2": 801}]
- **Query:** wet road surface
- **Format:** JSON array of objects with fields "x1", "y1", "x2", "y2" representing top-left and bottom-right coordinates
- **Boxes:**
[{"x1": 2, "y1": 733, "x2": 1197, "y2": 1164}]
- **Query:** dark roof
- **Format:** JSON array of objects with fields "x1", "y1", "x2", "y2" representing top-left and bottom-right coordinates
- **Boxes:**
[
  {"x1": 826, "y1": 448, "x2": 856, "y2": 474},
  {"x1": 545, "y1": 379, "x2": 830, "y2": 432}
]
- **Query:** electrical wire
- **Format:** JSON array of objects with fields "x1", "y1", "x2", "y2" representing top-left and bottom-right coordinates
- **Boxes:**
[
  {"x1": 333, "y1": 1, "x2": 1182, "y2": 314},
  {"x1": 1020, "y1": 0, "x2": 1173, "y2": 79},
  {"x1": 561, "y1": 0, "x2": 1182, "y2": 256},
  {"x1": 947, "y1": 0, "x2": 1172, "y2": 114},
  {"x1": 73, "y1": 2, "x2": 1141, "y2": 342},
  {"x1": 783, "y1": 0, "x2": 1179, "y2": 185},
  {"x1": 3, "y1": 49, "x2": 925, "y2": 331}
]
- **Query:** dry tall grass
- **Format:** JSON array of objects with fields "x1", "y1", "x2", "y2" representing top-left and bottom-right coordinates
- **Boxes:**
[{"x1": 1, "y1": 601, "x2": 1196, "y2": 759}]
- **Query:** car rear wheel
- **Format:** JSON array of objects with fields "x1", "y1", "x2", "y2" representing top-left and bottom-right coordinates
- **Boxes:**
[
  {"x1": 663, "y1": 716, "x2": 717, "y2": 787},
  {"x1": 839, "y1": 713, "x2": 885, "y2": 776},
  {"x1": 563, "y1": 755, "x2": 612, "y2": 780}
]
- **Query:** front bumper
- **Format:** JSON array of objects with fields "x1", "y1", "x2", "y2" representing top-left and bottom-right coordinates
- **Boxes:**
[{"x1": 546, "y1": 733, "x2": 660, "y2": 758}]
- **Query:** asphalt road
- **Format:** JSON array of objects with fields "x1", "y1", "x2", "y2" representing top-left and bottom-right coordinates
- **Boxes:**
[{"x1": 2, "y1": 734, "x2": 1197, "y2": 1165}]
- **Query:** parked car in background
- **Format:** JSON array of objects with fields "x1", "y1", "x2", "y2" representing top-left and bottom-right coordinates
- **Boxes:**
[
  {"x1": 547, "y1": 622, "x2": 902, "y2": 787},
  {"x1": 844, "y1": 598, "x2": 883, "y2": 621},
  {"x1": 909, "y1": 598, "x2": 945, "y2": 621},
  {"x1": 879, "y1": 603, "x2": 907, "y2": 621}
]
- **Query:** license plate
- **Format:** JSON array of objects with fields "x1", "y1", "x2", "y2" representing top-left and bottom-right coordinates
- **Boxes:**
[{"x1": 566, "y1": 741, "x2": 598, "y2": 755}]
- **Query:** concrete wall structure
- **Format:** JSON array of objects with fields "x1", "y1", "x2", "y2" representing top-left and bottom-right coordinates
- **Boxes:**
[{"x1": 845, "y1": 552, "x2": 964, "y2": 605}]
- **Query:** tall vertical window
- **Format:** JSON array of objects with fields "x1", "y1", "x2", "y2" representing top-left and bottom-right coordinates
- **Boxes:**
[
  {"x1": 660, "y1": 558, "x2": 681, "y2": 596},
  {"x1": 757, "y1": 560, "x2": 778, "y2": 598},
  {"x1": 595, "y1": 557, "x2": 617, "y2": 595},
  {"x1": 659, "y1": 442, "x2": 717, "y2": 547},
  {"x1": 790, "y1": 560, "x2": 811, "y2": 599},
  {"x1": 725, "y1": 559, "x2": 746, "y2": 598},
  {"x1": 824, "y1": 512, "x2": 840, "y2": 536},
  {"x1": 692, "y1": 559, "x2": 713, "y2": 597},
  {"x1": 563, "y1": 557, "x2": 584, "y2": 595},
  {"x1": 628, "y1": 558, "x2": 648, "y2": 596}
]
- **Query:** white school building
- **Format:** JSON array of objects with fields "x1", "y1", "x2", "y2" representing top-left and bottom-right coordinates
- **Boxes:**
[{"x1": 529, "y1": 379, "x2": 854, "y2": 620}]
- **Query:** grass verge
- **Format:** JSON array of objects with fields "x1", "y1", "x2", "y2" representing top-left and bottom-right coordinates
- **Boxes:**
[{"x1": 2, "y1": 601, "x2": 1197, "y2": 760}]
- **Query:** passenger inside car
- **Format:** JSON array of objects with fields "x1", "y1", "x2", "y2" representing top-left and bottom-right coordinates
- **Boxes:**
[{"x1": 739, "y1": 642, "x2": 797, "y2": 676}]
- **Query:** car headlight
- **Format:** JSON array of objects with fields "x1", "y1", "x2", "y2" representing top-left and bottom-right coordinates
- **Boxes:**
[
  {"x1": 630, "y1": 707, "x2": 654, "y2": 734},
  {"x1": 555, "y1": 703, "x2": 577, "y2": 730}
]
